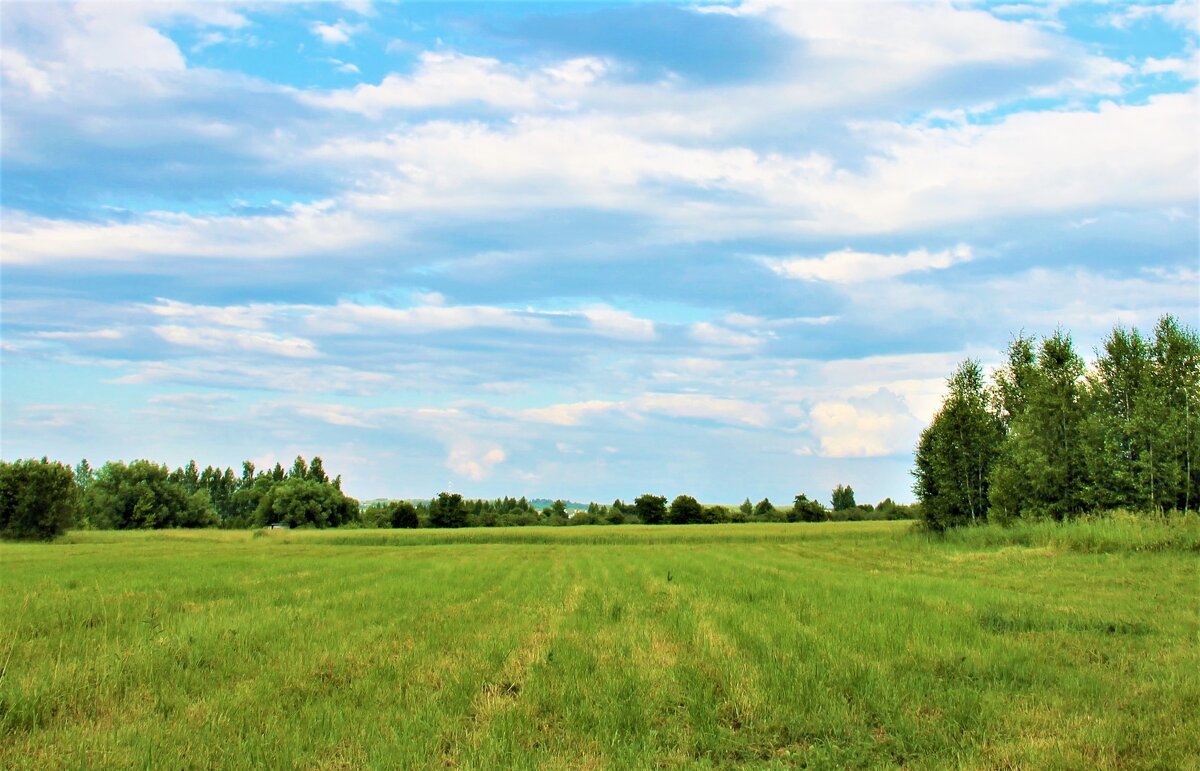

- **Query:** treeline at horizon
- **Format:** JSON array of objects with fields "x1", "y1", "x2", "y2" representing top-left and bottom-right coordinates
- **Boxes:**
[
  {"x1": 915, "y1": 314, "x2": 1198, "y2": 530},
  {"x1": 0, "y1": 452, "x2": 919, "y2": 541}
]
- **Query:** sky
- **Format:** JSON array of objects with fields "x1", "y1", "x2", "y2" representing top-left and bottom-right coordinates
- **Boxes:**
[{"x1": 1, "y1": 0, "x2": 1197, "y2": 506}]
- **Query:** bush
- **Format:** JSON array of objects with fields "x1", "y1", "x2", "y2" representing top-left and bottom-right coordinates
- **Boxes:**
[
  {"x1": 634, "y1": 494, "x2": 667, "y2": 525},
  {"x1": 254, "y1": 478, "x2": 358, "y2": 528},
  {"x1": 390, "y1": 501, "x2": 419, "y2": 529},
  {"x1": 791, "y1": 494, "x2": 828, "y2": 522},
  {"x1": 0, "y1": 458, "x2": 79, "y2": 541},
  {"x1": 668, "y1": 495, "x2": 704, "y2": 524}
]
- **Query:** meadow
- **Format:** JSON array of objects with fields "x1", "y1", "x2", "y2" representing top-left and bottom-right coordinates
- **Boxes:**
[{"x1": 2, "y1": 521, "x2": 1197, "y2": 769}]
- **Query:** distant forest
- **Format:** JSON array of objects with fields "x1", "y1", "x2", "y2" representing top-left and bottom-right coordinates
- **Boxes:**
[
  {"x1": 0, "y1": 450, "x2": 917, "y2": 541},
  {"x1": 915, "y1": 314, "x2": 1198, "y2": 529}
]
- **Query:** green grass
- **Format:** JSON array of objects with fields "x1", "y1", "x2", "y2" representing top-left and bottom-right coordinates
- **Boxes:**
[
  {"x1": 2, "y1": 522, "x2": 1197, "y2": 769},
  {"x1": 922, "y1": 510, "x2": 1200, "y2": 553}
]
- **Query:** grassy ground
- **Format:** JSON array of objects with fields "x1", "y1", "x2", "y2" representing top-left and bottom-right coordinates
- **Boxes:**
[{"x1": 2, "y1": 521, "x2": 1197, "y2": 769}]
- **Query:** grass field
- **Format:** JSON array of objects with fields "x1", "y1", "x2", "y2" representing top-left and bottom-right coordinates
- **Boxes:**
[{"x1": 2, "y1": 521, "x2": 1197, "y2": 769}]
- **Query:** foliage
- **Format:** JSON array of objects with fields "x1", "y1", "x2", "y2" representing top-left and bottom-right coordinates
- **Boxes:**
[
  {"x1": 0, "y1": 458, "x2": 79, "y2": 541},
  {"x1": 989, "y1": 331, "x2": 1089, "y2": 521},
  {"x1": 753, "y1": 497, "x2": 777, "y2": 520},
  {"x1": 389, "y1": 501, "x2": 419, "y2": 529},
  {"x1": 913, "y1": 360, "x2": 1005, "y2": 530},
  {"x1": 253, "y1": 478, "x2": 358, "y2": 529},
  {"x1": 914, "y1": 315, "x2": 1199, "y2": 528},
  {"x1": 634, "y1": 494, "x2": 667, "y2": 525},
  {"x1": 429, "y1": 492, "x2": 467, "y2": 529},
  {"x1": 830, "y1": 484, "x2": 857, "y2": 512},
  {"x1": 81, "y1": 460, "x2": 217, "y2": 530},
  {"x1": 791, "y1": 493, "x2": 827, "y2": 522},
  {"x1": 667, "y1": 494, "x2": 704, "y2": 524}
]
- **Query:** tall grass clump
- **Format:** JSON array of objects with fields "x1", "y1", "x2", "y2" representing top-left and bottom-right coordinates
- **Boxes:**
[{"x1": 918, "y1": 510, "x2": 1200, "y2": 553}]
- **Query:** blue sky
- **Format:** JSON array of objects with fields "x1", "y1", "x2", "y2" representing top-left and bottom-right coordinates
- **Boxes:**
[{"x1": 2, "y1": 1, "x2": 1197, "y2": 505}]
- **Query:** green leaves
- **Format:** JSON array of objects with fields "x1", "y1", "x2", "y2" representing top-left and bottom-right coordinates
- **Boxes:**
[
  {"x1": 916, "y1": 315, "x2": 1200, "y2": 527},
  {"x1": 914, "y1": 359, "x2": 1004, "y2": 530},
  {"x1": 0, "y1": 458, "x2": 78, "y2": 541}
]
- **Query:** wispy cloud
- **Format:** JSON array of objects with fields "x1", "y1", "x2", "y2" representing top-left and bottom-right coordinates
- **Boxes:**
[
  {"x1": 765, "y1": 245, "x2": 973, "y2": 284},
  {"x1": 310, "y1": 19, "x2": 365, "y2": 46}
]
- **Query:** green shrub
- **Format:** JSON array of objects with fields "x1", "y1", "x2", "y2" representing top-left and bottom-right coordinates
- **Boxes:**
[{"x1": 0, "y1": 458, "x2": 79, "y2": 541}]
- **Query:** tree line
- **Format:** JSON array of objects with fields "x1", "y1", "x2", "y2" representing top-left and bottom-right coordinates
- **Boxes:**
[
  {"x1": 363, "y1": 487, "x2": 917, "y2": 530},
  {"x1": 1, "y1": 450, "x2": 918, "y2": 540},
  {"x1": 914, "y1": 315, "x2": 1199, "y2": 530},
  {"x1": 0, "y1": 456, "x2": 358, "y2": 540}
]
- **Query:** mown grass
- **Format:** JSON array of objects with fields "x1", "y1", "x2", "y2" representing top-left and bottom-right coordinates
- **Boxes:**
[{"x1": 2, "y1": 521, "x2": 1196, "y2": 769}]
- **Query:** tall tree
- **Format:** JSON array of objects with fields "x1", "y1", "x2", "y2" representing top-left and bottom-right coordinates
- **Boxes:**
[
  {"x1": 830, "y1": 484, "x2": 857, "y2": 512},
  {"x1": 74, "y1": 459, "x2": 95, "y2": 493},
  {"x1": 1082, "y1": 326, "x2": 1151, "y2": 510},
  {"x1": 913, "y1": 360, "x2": 1004, "y2": 529},
  {"x1": 753, "y1": 497, "x2": 776, "y2": 520},
  {"x1": 991, "y1": 334, "x2": 1037, "y2": 429},
  {"x1": 309, "y1": 456, "x2": 329, "y2": 485},
  {"x1": 429, "y1": 492, "x2": 466, "y2": 528},
  {"x1": 1143, "y1": 315, "x2": 1200, "y2": 511},
  {"x1": 989, "y1": 332, "x2": 1087, "y2": 521}
]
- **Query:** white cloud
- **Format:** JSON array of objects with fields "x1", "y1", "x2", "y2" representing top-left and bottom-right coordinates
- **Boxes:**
[
  {"x1": 515, "y1": 392, "x2": 769, "y2": 428},
  {"x1": 809, "y1": 388, "x2": 924, "y2": 458},
  {"x1": 339, "y1": 1, "x2": 376, "y2": 17},
  {"x1": 302, "y1": 52, "x2": 607, "y2": 115},
  {"x1": 109, "y1": 359, "x2": 392, "y2": 394},
  {"x1": 633, "y1": 393, "x2": 769, "y2": 427},
  {"x1": 579, "y1": 306, "x2": 656, "y2": 341},
  {"x1": 0, "y1": 48, "x2": 57, "y2": 96},
  {"x1": 30, "y1": 328, "x2": 123, "y2": 342},
  {"x1": 1108, "y1": 1, "x2": 1200, "y2": 33},
  {"x1": 329, "y1": 58, "x2": 361, "y2": 75},
  {"x1": 310, "y1": 20, "x2": 364, "y2": 46},
  {"x1": 827, "y1": 93, "x2": 1198, "y2": 232},
  {"x1": 1, "y1": 202, "x2": 381, "y2": 265},
  {"x1": 1028, "y1": 55, "x2": 1133, "y2": 98},
  {"x1": 690, "y1": 322, "x2": 763, "y2": 349},
  {"x1": 310, "y1": 301, "x2": 550, "y2": 335},
  {"x1": 765, "y1": 244, "x2": 973, "y2": 283},
  {"x1": 152, "y1": 325, "x2": 318, "y2": 359},
  {"x1": 0, "y1": 2, "x2": 248, "y2": 94},
  {"x1": 288, "y1": 403, "x2": 372, "y2": 428},
  {"x1": 1141, "y1": 54, "x2": 1198, "y2": 77},
  {"x1": 519, "y1": 400, "x2": 620, "y2": 427},
  {"x1": 146, "y1": 298, "x2": 283, "y2": 330},
  {"x1": 305, "y1": 93, "x2": 1195, "y2": 239},
  {"x1": 446, "y1": 443, "x2": 506, "y2": 481}
]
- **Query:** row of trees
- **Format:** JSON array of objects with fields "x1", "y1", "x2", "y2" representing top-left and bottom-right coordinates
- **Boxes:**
[
  {"x1": 2, "y1": 452, "x2": 918, "y2": 539},
  {"x1": 353, "y1": 486, "x2": 919, "y2": 529},
  {"x1": 914, "y1": 315, "x2": 1199, "y2": 529},
  {"x1": 70, "y1": 455, "x2": 351, "y2": 530},
  {"x1": 0, "y1": 456, "x2": 359, "y2": 539}
]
